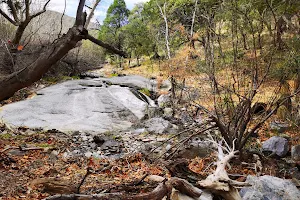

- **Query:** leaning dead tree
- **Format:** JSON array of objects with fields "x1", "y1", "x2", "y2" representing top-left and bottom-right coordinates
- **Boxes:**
[{"x1": 0, "y1": 0, "x2": 126, "y2": 101}]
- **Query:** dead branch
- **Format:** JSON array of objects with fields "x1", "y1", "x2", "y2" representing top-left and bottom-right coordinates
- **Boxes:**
[
  {"x1": 198, "y1": 139, "x2": 250, "y2": 200},
  {"x1": 0, "y1": 8, "x2": 18, "y2": 25},
  {"x1": 85, "y1": 34, "x2": 127, "y2": 57},
  {"x1": 77, "y1": 167, "x2": 92, "y2": 194},
  {"x1": 44, "y1": 177, "x2": 203, "y2": 200}
]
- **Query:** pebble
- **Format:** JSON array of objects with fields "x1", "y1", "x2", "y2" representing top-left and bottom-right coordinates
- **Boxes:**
[
  {"x1": 84, "y1": 151, "x2": 92, "y2": 158},
  {"x1": 81, "y1": 136, "x2": 88, "y2": 141}
]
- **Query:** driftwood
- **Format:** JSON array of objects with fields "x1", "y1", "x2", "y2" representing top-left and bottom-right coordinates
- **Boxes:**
[
  {"x1": 31, "y1": 178, "x2": 77, "y2": 195},
  {"x1": 44, "y1": 177, "x2": 202, "y2": 200},
  {"x1": 198, "y1": 139, "x2": 251, "y2": 200}
]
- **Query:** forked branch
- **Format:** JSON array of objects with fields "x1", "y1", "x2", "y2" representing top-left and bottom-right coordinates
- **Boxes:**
[{"x1": 198, "y1": 138, "x2": 250, "y2": 200}]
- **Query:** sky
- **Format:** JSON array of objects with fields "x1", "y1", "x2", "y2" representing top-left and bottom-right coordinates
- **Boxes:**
[{"x1": 48, "y1": 0, "x2": 148, "y2": 24}]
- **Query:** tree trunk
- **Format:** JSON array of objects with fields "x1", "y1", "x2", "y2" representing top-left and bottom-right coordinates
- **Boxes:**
[
  {"x1": 241, "y1": 31, "x2": 248, "y2": 50},
  {"x1": 0, "y1": 27, "x2": 82, "y2": 100},
  {"x1": 276, "y1": 16, "x2": 286, "y2": 50},
  {"x1": 12, "y1": 21, "x2": 29, "y2": 45},
  {"x1": 157, "y1": 1, "x2": 171, "y2": 59}
]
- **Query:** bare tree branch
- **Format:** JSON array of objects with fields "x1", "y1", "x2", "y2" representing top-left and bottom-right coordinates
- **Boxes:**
[
  {"x1": 85, "y1": 34, "x2": 127, "y2": 57},
  {"x1": 7, "y1": 0, "x2": 19, "y2": 23},
  {"x1": 25, "y1": 0, "x2": 30, "y2": 19},
  {"x1": 30, "y1": 0, "x2": 51, "y2": 19},
  {"x1": 0, "y1": 8, "x2": 18, "y2": 25}
]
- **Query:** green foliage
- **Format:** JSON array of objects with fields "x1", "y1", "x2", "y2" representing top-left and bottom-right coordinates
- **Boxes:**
[
  {"x1": 98, "y1": 0, "x2": 129, "y2": 52},
  {"x1": 0, "y1": 133, "x2": 12, "y2": 139},
  {"x1": 110, "y1": 73, "x2": 119, "y2": 77},
  {"x1": 123, "y1": 4, "x2": 153, "y2": 59},
  {"x1": 139, "y1": 88, "x2": 151, "y2": 96}
]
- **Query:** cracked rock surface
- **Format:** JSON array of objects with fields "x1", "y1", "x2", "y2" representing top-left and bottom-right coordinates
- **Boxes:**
[{"x1": 0, "y1": 78, "x2": 155, "y2": 134}]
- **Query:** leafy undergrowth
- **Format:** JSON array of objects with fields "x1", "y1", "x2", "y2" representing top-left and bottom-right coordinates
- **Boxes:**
[
  {"x1": 0, "y1": 124, "x2": 169, "y2": 199},
  {"x1": 1, "y1": 121, "x2": 299, "y2": 199}
]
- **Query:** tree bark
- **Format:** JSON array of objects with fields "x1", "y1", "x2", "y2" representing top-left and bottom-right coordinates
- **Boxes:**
[
  {"x1": 44, "y1": 177, "x2": 203, "y2": 200},
  {"x1": 276, "y1": 16, "x2": 286, "y2": 50},
  {"x1": 12, "y1": 21, "x2": 30, "y2": 45}
]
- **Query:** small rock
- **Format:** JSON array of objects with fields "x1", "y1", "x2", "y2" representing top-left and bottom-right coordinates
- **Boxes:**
[
  {"x1": 200, "y1": 191, "x2": 213, "y2": 200},
  {"x1": 51, "y1": 150, "x2": 59, "y2": 156},
  {"x1": 157, "y1": 137, "x2": 166, "y2": 142},
  {"x1": 291, "y1": 145, "x2": 300, "y2": 161},
  {"x1": 92, "y1": 152, "x2": 100, "y2": 158},
  {"x1": 180, "y1": 111, "x2": 193, "y2": 124},
  {"x1": 144, "y1": 117, "x2": 172, "y2": 134},
  {"x1": 84, "y1": 151, "x2": 92, "y2": 158},
  {"x1": 133, "y1": 128, "x2": 146, "y2": 134},
  {"x1": 101, "y1": 140, "x2": 120, "y2": 150},
  {"x1": 93, "y1": 135, "x2": 106, "y2": 145},
  {"x1": 161, "y1": 80, "x2": 172, "y2": 91},
  {"x1": 262, "y1": 136, "x2": 289, "y2": 157},
  {"x1": 62, "y1": 152, "x2": 70, "y2": 159},
  {"x1": 157, "y1": 94, "x2": 171, "y2": 108},
  {"x1": 89, "y1": 142, "x2": 97, "y2": 149},
  {"x1": 165, "y1": 144, "x2": 171, "y2": 151},
  {"x1": 269, "y1": 121, "x2": 290, "y2": 133},
  {"x1": 72, "y1": 150, "x2": 80, "y2": 155},
  {"x1": 81, "y1": 136, "x2": 88, "y2": 141},
  {"x1": 163, "y1": 107, "x2": 173, "y2": 118}
]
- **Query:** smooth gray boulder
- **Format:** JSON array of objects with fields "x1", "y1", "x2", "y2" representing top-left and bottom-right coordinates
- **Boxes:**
[
  {"x1": 240, "y1": 175, "x2": 300, "y2": 200},
  {"x1": 291, "y1": 145, "x2": 300, "y2": 161},
  {"x1": 144, "y1": 117, "x2": 172, "y2": 134},
  {"x1": 0, "y1": 79, "x2": 155, "y2": 134},
  {"x1": 262, "y1": 136, "x2": 289, "y2": 157}
]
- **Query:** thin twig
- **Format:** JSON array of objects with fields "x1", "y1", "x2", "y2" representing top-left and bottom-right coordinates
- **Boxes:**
[{"x1": 77, "y1": 167, "x2": 91, "y2": 194}]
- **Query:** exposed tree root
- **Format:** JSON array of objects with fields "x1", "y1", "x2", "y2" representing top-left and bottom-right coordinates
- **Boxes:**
[{"x1": 198, "y1": 139, "x2": 251, "y2": 200}]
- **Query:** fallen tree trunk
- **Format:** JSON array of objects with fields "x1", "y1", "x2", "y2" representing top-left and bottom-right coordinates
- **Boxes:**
[
  {"x1": 0, "y1": 0, "x2": 126, "y2": 101},
  {"x1": 44, "y1": 177, "x2": 202, "y2": 200}
]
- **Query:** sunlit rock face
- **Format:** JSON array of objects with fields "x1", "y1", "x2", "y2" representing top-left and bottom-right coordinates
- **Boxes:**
[{"x1": 0, "y1": 78, "x2": 155, "y2": 134}]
